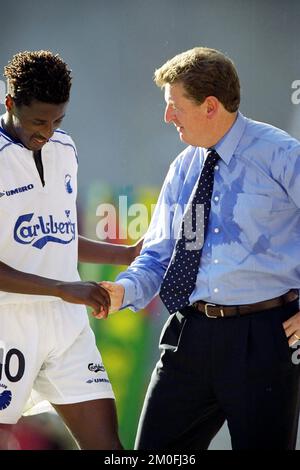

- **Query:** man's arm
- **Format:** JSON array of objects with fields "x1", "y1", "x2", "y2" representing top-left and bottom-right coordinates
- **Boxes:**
[
  {"x1": 97, "y1": 156, "x2": 186, "y2": 315},
  {"x1": 78, "y1": 236, "x2": 143, "y2": 265},
  {"x1": 0, "y1": 260, "x2": 110, "y2": 316}
]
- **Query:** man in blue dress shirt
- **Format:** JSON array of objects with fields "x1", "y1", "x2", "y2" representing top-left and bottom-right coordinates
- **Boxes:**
[{"x1": 101, "y1": 47, "x2": 300, "y2": 449}]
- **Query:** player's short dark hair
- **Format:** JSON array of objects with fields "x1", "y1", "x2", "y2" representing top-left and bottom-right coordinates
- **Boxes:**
[
  {"x1": 154, "y1": 47, "x2": 240, "y2": 113},
  {"x1": 4, "y1": 50, "x2": 72, "y2": 107}
]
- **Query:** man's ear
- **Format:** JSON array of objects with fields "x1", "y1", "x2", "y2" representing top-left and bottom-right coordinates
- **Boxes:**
[
  {"x1": 204, "y1": 96, "x2": 219, "y2": 119},
  {"x1": 5, "y1": 94, "x2": 14, "y2": 112}
]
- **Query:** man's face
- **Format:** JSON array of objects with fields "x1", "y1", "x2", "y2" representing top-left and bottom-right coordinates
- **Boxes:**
[
  {"x1": 6, "y1": 97, "x2": 68, "y2": 151},
  {"x1": 164, "y1": 82, "x2": 210, "y2": 147}
]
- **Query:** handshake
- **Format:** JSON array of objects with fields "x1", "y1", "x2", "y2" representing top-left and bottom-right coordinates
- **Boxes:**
[
  {"x1": 95, "y1": 281, "x2": 125, "y2": 319},
  {"x1": 56, "y1": 278, "x2": 125, "y2": 320}
]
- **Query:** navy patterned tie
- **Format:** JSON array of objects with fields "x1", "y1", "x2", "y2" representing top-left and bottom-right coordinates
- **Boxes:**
[{"x1": 160, "y1": 149, "x2": 220, "y2": 314}]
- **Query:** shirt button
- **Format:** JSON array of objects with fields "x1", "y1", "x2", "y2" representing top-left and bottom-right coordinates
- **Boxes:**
[
  {"x1": 214, "y1": 259, "x2": 219, "y2": 264},
  {"x1": 214, "y1": 196, "x2": 219, "y2": 202},
  {"x1": 214, "y1": 228, "x2": 220, "y2": 233},
  {"x1": 213, "y1": 288, "x2": 219, "y2": 293},
  {"x1": 214, "y1": 165, "x2": 219, "y2": 170}
]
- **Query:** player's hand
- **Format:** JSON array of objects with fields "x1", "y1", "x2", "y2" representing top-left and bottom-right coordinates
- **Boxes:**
[
  {"x1": 97, "y1": 281, "x2": 125, "y2": 318},
  {"x1": 56, "y1": 281, "x2": 111, "y2": 318},
  {"x1": 283, "y1": 310, "x2": 300, "y2": 346},
  {"x1": 130, "y1": 237, "x2": 144, "y2": 262},
  {"x1": 124, "y1": 237, "x2": 144, "y2": 265}
]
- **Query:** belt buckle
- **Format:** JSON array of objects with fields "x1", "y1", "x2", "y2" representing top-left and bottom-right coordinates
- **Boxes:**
[
  {"x1": 204, "y1": 303, "x2": 221, "y2": 318},
  {"x1": 204, "y1": 303, "x2": 218, "y2": 318}
]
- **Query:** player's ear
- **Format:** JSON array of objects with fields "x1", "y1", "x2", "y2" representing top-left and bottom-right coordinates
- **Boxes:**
[{"x1": 5, "y1": 94, "x2": 14, "y2": 112}]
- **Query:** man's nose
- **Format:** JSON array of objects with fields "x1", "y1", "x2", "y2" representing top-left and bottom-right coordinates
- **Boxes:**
[
  {"x1": 164, "y1": 104, "x2": 175, "y2": 123},
  {"x1": 42, "y1": 123, "x2": 54, "y2": 140}
]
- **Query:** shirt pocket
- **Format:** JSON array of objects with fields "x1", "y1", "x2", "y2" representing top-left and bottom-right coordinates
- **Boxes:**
[{"x1": 233, "y1": 193, "x2": 273, "y2": 246}]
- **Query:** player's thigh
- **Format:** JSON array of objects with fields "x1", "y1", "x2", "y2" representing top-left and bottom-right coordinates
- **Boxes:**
[{"x1": 53, "y1": 398, "x2": 122, "y2": 450}]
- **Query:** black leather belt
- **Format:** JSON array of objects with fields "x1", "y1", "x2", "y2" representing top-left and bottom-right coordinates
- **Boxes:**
[{"x1": 192, "y1": 289, "x2": 299, "y2": 318}]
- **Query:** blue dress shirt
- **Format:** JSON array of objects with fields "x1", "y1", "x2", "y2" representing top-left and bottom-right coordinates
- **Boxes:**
[{"x1": 117, "y1": 112, "x2": 300, "y2": 310}]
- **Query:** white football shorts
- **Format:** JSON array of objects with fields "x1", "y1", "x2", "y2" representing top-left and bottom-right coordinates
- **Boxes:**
[{"x1": 0, "y1": 299, "x2": 114, "y2": 424}]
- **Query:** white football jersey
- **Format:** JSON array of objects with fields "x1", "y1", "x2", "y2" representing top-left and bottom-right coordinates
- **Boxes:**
[{"x1": 0, "y1": 124, "x2": 80, "y2": 304}]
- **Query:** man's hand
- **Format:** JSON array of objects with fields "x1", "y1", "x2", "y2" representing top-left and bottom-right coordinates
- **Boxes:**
[
  {"x1": 56, "y1": 281, "x2": 111, "y2": 318},
  {"x1": 283, "y1": 311, "x2": 300, "y2": 346},
  {"x1": 97, "y1": 281, "x2": 125, "y2": 318}
]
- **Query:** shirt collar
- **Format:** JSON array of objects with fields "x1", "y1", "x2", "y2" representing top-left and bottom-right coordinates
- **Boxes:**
[
  {"x1": 212, "y1": 111, "x2": 247, "y2": 165},
  {"x1": 0, "y1": 114, "x2": 24, "y2": 146}
]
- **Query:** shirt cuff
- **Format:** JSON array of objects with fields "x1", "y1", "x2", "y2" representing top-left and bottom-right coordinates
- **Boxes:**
[{"x1": 115, "y1": 278, "x2": 137, "y2": 310}]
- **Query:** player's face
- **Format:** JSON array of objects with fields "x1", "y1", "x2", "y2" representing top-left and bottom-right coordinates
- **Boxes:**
[
  {"x1": 7, "y1": 98, "x2": 68, "y2": 151},
  {"x1": 164, "y1": 82, "x2": 210, "y2": 147}
]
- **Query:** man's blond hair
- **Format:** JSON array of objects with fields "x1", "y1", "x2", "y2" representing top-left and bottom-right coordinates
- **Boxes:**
[{"x1": 154, "y1": 47, "x2": 240, "y2": 113}]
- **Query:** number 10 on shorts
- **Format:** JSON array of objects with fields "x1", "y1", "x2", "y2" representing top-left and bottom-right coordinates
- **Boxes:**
[{"x1": 0, "y1": 341, "x2": 25, "y2": 383}]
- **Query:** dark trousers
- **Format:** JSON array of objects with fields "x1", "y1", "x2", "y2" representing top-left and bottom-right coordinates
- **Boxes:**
[{"x1": 135, "y1": 300, "x2": 300, "y2": 450}]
